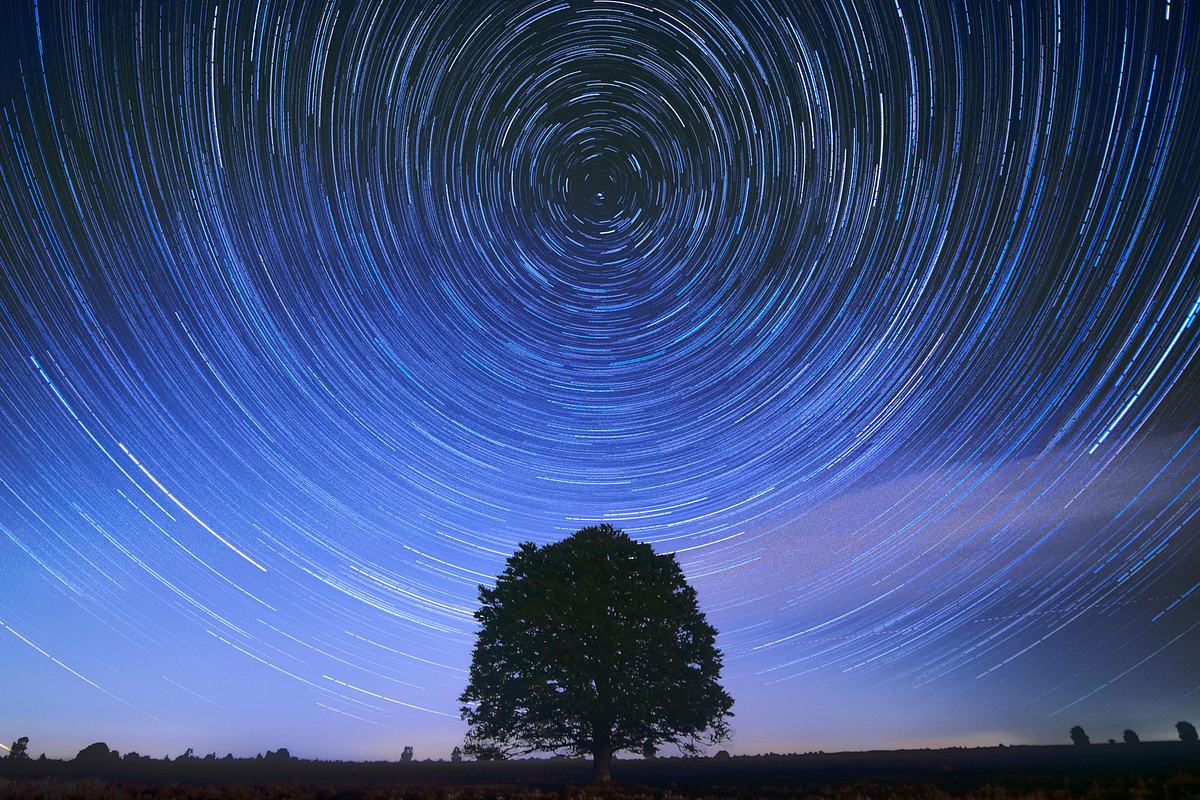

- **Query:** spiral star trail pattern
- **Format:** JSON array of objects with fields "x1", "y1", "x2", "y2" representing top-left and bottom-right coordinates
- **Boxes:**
[{"x1": 1, "y1": 0, "x2": 1199, "y2": 757}]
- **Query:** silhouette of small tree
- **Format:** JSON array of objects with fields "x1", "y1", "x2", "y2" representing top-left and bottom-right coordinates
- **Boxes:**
[
  {"x1": 1178, "y1": 721, "x2": 1198, "y2": 743},
  {"x1": 7, "y1": 737, "x2": 29, "y2": 760},
  {"x1": 400, "y1": 745, "x2": 414, "y2": 762},
  {"x1": 1123, "y1": 729, "x2": 1140, "y2": 744},
  {"x1": 75, "y1": 742, "x2": 118, "y2": 763},
  {"x1": 460, "y1": 524, "x2": 733, "y2": 783},
  {"x1": 450, "y1": 746, "x2": 463, "y2": 763},
  {"x1": 1070, "y1": 725, "x2": 1091, "y2": 745}
]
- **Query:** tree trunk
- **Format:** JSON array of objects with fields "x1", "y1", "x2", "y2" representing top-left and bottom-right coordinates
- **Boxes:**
[
  {"x1": 591, "y1": 745, "x2": 613, "y2": 783},
  {"x1": 591, "y1": 725, "x2": 613, "y2": 784}
]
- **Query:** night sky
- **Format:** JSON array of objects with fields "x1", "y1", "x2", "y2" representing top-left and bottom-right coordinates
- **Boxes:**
[{"x1": 2, "y1": 0, "x2": 1199, "y2": 761}]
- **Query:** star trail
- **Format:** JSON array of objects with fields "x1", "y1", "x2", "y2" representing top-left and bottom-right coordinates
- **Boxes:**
[{"x1": 1, "y1": 0, "x2": 1199, "y2": 758}]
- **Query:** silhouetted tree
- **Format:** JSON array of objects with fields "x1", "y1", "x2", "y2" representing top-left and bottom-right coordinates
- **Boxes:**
[
  {"x1": 7, "y1": 737, "x2": 29, "y2": 760},
  {"x1": 177, "y1": 747, "x2": 195, "y2": 761},
  {"x1": 1070, "y1": 725, "x2": 1091, "y2": 745},
  {"x1": 75, "y1": 742, "x2": 118, "y2": 763},
  {"x1": 642, "y1": 740, "x2": 656, "y2": 759},
  {"x1": 1123, "y1": 729, "x2": 1140, "y2": 744},
  {"x1": 450, "y1": 746, "x2": 463, "y2": 763},
  {"x1": 714, "y1": 749, "x2": 732, "y2": 759},
  {"x1": 1178, "y1": 721, "x2": 1198, "y2": 743},
  {"x1": 400, "y1": 745, "x2": 414, "y2": 762},
  {"x1": 460, "y1": 525, "x2": 733, "y2": 783}
]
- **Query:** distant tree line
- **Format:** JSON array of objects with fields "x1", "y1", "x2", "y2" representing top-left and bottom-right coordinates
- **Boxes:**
[
  {"x1": 1068, "y1": 721, "x2": 1197, "y2": 746},
  {"x1": 66, "y1": 742, "x2": 297, "y2": 764},
  {"x1": 5, "y1": 719, "x2": 1198, "y2": 765}
]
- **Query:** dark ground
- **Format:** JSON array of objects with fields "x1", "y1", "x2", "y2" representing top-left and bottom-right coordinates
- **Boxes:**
[{"x1": 2, "y1": 742, "x2": 1198, "y2": 799}]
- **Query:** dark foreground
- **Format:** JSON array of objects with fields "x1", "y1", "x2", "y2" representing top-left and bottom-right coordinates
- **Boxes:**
[{"x1": 2, "y1": 743, "x2": 1198, "y2": 799}]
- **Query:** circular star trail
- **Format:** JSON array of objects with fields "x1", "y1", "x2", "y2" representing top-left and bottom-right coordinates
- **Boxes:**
[{"x1": 1, "y1": 0, "x2": 1199, "y2": 755}]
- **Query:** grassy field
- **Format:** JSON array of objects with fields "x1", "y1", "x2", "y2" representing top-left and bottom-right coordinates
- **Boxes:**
[{"x1": 1, "y1": 743, "x2": 1197, "y2": 799}]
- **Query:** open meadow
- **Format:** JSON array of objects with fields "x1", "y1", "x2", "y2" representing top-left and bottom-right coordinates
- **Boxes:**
[{"x1": 2, "y1": 743, "x2": 1198, "y2": 799}]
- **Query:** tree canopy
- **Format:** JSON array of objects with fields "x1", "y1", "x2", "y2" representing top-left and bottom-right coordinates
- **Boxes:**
[{"x1": 459, "y1": 524, "x2": 733, "y2": 782}]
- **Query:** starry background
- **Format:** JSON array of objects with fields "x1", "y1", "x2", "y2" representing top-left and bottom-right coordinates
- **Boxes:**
[{"x1": 2, "y1": 0, "x2": 1200, "y2": 760}]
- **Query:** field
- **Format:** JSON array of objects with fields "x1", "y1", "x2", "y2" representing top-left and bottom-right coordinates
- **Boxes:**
[{"x1": 1, "y1": 743, "x2": 1198, "y2": 799}]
